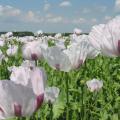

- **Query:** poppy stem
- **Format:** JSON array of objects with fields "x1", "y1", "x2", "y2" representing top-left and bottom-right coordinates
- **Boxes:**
[
  {"x1": 49, "y1": 102, "x2": 53, "y2": 120},
  {"x1": 80, "y1": 61, "x2": 86, "y2": 120},
  {"x1": 81, "y1": 84, "x2": 84, "y2": 120},
  {"x1": 65, "y1": 72, "x2": 69, "y2": 120},
  {"x1": 35, "y1": 60, "x2": 38, "y2": 66},
  {"x1": 17, "y1": 117, "x2": 23, "y2": 120}
]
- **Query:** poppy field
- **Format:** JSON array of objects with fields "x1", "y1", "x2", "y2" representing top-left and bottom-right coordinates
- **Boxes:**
[{"x1": 0, "y1": 16, "x2": 120, "y2": 120}]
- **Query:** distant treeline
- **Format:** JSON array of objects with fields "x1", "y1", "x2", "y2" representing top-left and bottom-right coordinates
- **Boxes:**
[{"x1": 0, "y1": 32, "x2": 88, "y2": 37}]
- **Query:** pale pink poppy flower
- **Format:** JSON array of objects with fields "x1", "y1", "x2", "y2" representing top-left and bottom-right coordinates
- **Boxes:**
[
  {"x1": 22, "y1": 41, "x2": 43, "y2": 60},
  {"x1": 3, "y1": 66, "x2": 47, "y2": 119},
  {"x1": 44, "y1": 87, "x2": 60, "y2": 103},
  {"x1": 63, "y1": 41, "x2": 87, "y2": 70},
  {"x1": 100, "y1": 16, "x2": 120, "y2": 57},
  {"x1": 41, "y1": 46, "x2": 71, "y2": 72},
  {"x1": 0, "y1": 38, "x2": 5, "y2": 47},
  {"x1": 10, "y1": 66, "x2": 31, "y2": 86},
  {"x1": 89, "y1": 16, "x2": 120, "y2": 57},
  {"x1": 86, "y1": 79, "x2": 103, "y2": 92},
  {"x1": 81, "y1": 35, "x2": 100, "y2": 59},
  {"x1": 55, "y1": 33, "x2": 62, "y2": 39},
  {"x1": 35, "y1": 30, "x2": 43, "y2": 37},
  {"x1": 0, "y1": 50, "x2": 5, "y2": 62},
  {"x1": 5, "y1": 32, "x2": 13, "y2": 38},
  {"x1": 10, "y1": 66, "x2": 47, "y2": 92},
  {"x1": 0, "y1": 80, "x2": 44, "y2": 119},
  {"x1": 88, "y1": 24, "x2": 105, "y2": 51},
  {"x1": 6, "y1": 45, "x2": 18, "y2": 56},
  {"x1": 73, "y1": 28, "x2": 82, "y2": 35},
  {"x1": 55, "y1": 39, "x2": 66, "y2": 50}
]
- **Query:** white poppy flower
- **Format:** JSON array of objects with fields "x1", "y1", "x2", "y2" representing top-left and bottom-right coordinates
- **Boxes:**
[
  {"x1": 86, "y1": 79, "x2": 103, "y2": 92},
  {"x1": 18, "y1": 36, "x2": 35, "y2": 43},
  {"x1": 70, "y1": 34, "x2": 87, "y2": 44},
  {"x1": 41, "y1": 46, "x2": 72, "y2": 72},
  {"x1": 44, "y1": 87, "x2": 60, "y2": 103},
  {"x1": 22, "y1": 41, "x2": 43, "y2": 60},
  {"x1": 70, "y1": 34, "x2": 99, "y2": 59},
  {"x1": 35, "y1": 30, "x2": 43, "y2": 37},
  {"x1": 88, "y1": 24, "x2": 105, "y2": 51},
  {"x1": 30, "y1": 67, "x2": 47, "y2": 96},
  {"x1": 89, "y1": 16, "x2": 120, "y2": 57},
  {"x1": 100, "y1": 16, "x2": 120, "y2": 57},
  {"x1": 55, "y1": 33, "x2": 62, "y2": 39},
  {"x1": 0, "y1": 38, "x2": 5, "y2": 47},
  {"x1": 63, "y1": 41, "x2": 88, "y2": 69},
  {"x1": 5, "y1": 32, "x2": 13, "y2": 38},
  {"x1": 87, "y1": 44, "x2": 100, "y2": 59},
  {"x1": 81, "y1": 35, "x2": 100, "y2": 59},
  {"x1": 73, "y1": 28, "x2": 82, "y2": 35},
  {"x1": 0, "y1": 50, "x2": 5, "y2": 62},
  {"x1": 63, "y1": 46, "x2": 82, "y2": 69},
  {"x1": 0, "y1": 80, "x2": 44, "y2": 119},
  {"x1": 21, "y1": 60, "x2": 35, "y2": 69},
  {"x1": 9, "y1": 65, "x2": 47, "y2": 96},
  {"x1": 48, "y1": 36, "x2": 55, "y2": 40},
  {"x1": 55, "y1": 39, "x2": 66, "y2": 50},
  {"x1": 6, "y1": 45, "x2": 18, "y2": 56},
  {"x1": 10, "y1": 66, "x2": 31, "y2": 86}
]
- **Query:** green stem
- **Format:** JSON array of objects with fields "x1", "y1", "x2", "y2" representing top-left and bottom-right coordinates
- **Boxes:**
[
  {"x1": 65, "y1": 72, "x2": 69, "y2": 120},
  {"x1": 17, "y1": 117, "x2": 23, "y2": 120},
  {"x1": 30, "y1": 115, "x2": 36, "y2": 120},
  {"x1": 118, "y1": 103, "x2": 120, "y2": 120},
  {"x1": 35, "y1": 60, "x2": 38, "y2": 66},
  {"x1": 49, "y1": 102, "x2": 53, "y2": 120},
  {"x1": 81, "y1": 85, "x2": 84, "y2": 120},
  {"x1": 3, "y1": 60, "x2": 8, "y2": 79}
]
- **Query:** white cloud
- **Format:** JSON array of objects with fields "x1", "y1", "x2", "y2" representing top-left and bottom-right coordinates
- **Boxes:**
[
  {"x1": 45, "y1": 13, "x2": 53, "y2": 18},
  {"x1": 91, "y1": 18, "x2": 97, "y2": 23},
  {"x1": 0, "y1": 6, "x2": 44, "y2": 24},
  {"x1": 82, "y1": 8, "x2": 91, "y2": 13},
  {"x1": 59, "y1": 1, "x2": 71, "y2": 7},
  {"x1": 24, "y1": 11, "x2": 66, "y2": 24},
  {"x1": 72, "y1": 17, "x2": 98, "y2": 25},
  {"x1": 44, "y1": 3, "x2": 51, "y2": 11},
  {"x1": 98, "y1": 6, "x2": 107, "y2": 12},
  {"x1": 115, "y1": 0, "x2": 120, "y2": 11},
  {"x1": 45, "y1": 14, "x2": 70, "y2": 24},
  {"x1": 104, "y1": 16, "x2": 112, "y2": 21},
  {"x1": 46, "y1": 14, "x2": 63, "y2": 23},
  {"x1": 47, "y1": 17, "x2": 63, "y2": 23},
  {"x1": 0, "y1": 5, "x2": 21, "y2": 17},
  {"x1": 22, "y1": 11, "x2": 44, "y2": 23},
  {"x1": 72, "y1": 18, "x2": 86, "y2": 24}
]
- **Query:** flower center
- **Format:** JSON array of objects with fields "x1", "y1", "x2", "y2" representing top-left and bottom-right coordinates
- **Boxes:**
[
  {"x1": 0, "y1": 107, "x2": 4, "y2": 114},
  {"x1": 31, "y1": 54, "x2": 38, "y2": 60},
  {"x1": 118, "y1": 40, "x2": 120, "y2": 54},
  {"x1": 55, "y1": 64, "x2": 60, "y2": 70},
  {"x1": 14, "y1": 103, "x2": 22, "y2": 117},
  {"x1": 35, "y1": 94, "x2": 44, "y2": 111},
  {"x1": 75, "y1": 59, "x2": 83, "y2": 69}
]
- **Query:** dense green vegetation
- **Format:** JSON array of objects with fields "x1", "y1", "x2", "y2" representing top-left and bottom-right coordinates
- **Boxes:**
[{"x1": 0, "y1": 39, "x2": 119, "y2": 120}]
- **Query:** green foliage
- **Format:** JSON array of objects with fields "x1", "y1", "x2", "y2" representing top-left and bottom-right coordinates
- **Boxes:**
[
  {"x1": 1, "y1": 39, "x2": 120, "y2": 120},
  {"x1": 13, "y1": 32, "x2": 34, "y2": 37}
]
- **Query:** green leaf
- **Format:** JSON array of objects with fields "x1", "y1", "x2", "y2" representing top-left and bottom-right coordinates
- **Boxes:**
[{"x1": 53, "y1": 101, "x2": 65, "y2": 119}]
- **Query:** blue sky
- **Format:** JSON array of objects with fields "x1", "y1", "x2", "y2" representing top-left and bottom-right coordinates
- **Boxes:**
[{"x1": 0, "y1": 0, "x2": 119, "y2": 33}]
